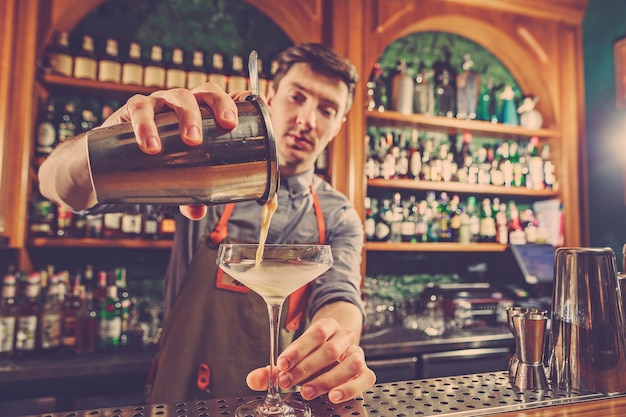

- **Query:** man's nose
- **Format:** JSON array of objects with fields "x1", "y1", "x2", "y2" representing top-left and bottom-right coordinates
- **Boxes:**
[{"x1": 296, "y1": 103, "x2": 317, "y2": 130}]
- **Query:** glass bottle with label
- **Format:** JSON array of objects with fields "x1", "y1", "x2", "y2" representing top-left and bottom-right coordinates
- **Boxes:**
[
  {"x1": 228, "y1": 54, "x2": 248, "y2": 92},
  {"x1": 121, "y1": 42, "x2": 144, "y2": 86},
  {"x1": 142, "y1": 207, "x2": 160, "y2": 240},
  {"x1": 478, "y1": 198, "x2": 497, "y2": 242},
  {"x1": 367, "y1": 61, "x2": 387, "y2": 112},
  {"x1": 55, "y1": 97, "x2": 78, "y2": 144},
  {"x1": 165, "y1": 47, "x2": 187, "y2": 89},
  {"x1": 73, "y1": 35, "x2": 98, "y2": 80},
  {"x1": 98, "y1": 285, "x2": 121, "y2": 351},
  {"x1": 98, "y1": 38, "x2": 122, "y2": 83},
  {"x1": 207, "y1": 52, "x2": 228, "y2": 92},
  {"x1": 29, "y1": 194, "x2": 56, "y2": 238},
  {"x1": 413, "y1": 62, "x2": 434, "y2": 115},
  {"x1": 0, "y1": 272, "x2": 18, "y2": 357},
  {"x1": 74, "y1": 285, "x2": 96, "y2": 354},
  {"x1": 389, "y1": 59, "x2": 414, "y2": 115},
  {"x1": 45, "y1": 31, "x2": 73, "y2": 77},
  {"x1": 34, "y1": 98, "x2": 57, "y2": 168},
  {"x1": 61, "y1": 271, "x2": 82, "y2": 352},
  {"x1": 187, "y1": 50, "x2": 207, "y2": 89},
  {"x1": 39, "y1": 277, "x2": 62, "y2": 352},
  {"x1": 456, "y1": 54, "x2": 480, "y2": 120},
  {"x1": 143, "y1": 45, "x2": 166, "y2": 88},
  {"x1": 121, "y1": 208, "x2": 143, "y2": 239},
  {"x1": 158, "y1": 211, "x2": 176, "y2": 240},
  {"x1": 15, "y1": 273, "x2": 41, "y2": 355}
]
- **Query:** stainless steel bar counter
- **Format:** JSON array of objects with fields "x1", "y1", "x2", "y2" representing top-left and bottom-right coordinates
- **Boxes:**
[{"x1": 18, "y1": 372, "x2": 626, "y2": 417}]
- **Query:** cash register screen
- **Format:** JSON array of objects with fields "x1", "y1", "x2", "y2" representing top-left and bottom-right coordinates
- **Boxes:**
[{"x1": 510, "y1": 244, "x2": 555, "y2": 284}]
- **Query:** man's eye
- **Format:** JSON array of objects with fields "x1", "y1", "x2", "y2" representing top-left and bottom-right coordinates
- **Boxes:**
[{"x1": 321, "y1": 107, "x2": 337, "y2": 118}]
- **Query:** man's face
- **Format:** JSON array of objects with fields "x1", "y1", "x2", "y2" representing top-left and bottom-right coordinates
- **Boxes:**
[{"x1": 266, "y1": 62, "x2": 349, "y2": 176}]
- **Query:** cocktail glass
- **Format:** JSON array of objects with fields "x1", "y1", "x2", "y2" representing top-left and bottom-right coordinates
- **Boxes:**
[{"x1": 216, "y1": 243, "x2": 333, "y2": 417}]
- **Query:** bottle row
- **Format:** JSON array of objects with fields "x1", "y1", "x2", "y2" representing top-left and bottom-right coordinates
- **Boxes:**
[
  {"x1": 0, "y1": 264, "x2": 162, "y2": 357},
  {"x1": 365, "y1": 191, "x2": 558, "y2": 245},
  {"x1": 365, "y1": 128, "x2": 557, "y2": 191},
  {"x1": 367, "y1": 51, "x2": 542, "y2": 129},
  {"x1": 29, "y1": 197, "x2": 176, "y2": 241},
  {"x1": 34, "y1": 94, "x2": 120, "y2": 168},
  {"x1": 42, "y1": 31, "x2": 274, "y2": 94}
]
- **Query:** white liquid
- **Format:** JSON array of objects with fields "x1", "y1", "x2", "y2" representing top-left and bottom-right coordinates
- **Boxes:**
[{"x1": 221, "y1": 260, "x2": 328, "y2": 303}]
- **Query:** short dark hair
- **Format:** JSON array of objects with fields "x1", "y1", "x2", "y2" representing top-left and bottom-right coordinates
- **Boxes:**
[{"x1": 272, "y1": 43, "x2": 359, "y2": 115}]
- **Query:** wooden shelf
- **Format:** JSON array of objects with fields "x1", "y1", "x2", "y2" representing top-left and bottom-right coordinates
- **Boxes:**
[
  {"x1": 29, "y1": 237, "x2": 173, "y2": 249},
  {"x1": 40, "y1": 73, "x2": 158, "y2": 98},
  {"x1": 365, "y1": 241, "x2": 507, "y2": 252},
  {"x1": 366, "y1": 110, "x2": 560, "y2": 140},
  {"x1": 367, "y1": 178, "x2": 560, "y2": 198}
]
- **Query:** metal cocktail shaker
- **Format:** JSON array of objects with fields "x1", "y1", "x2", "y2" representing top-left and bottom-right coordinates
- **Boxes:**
[{"x1": 86, "y1": 95, "x2": 279, "y2": 205}]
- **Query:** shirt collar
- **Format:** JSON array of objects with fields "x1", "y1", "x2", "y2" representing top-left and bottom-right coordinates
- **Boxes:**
[{"x1": 280, "y1": 169, "x2": 315, "y2": 197}]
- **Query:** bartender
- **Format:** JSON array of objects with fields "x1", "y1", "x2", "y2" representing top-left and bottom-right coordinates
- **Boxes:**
[{"x1": 38, "y1": 43, "x2": 376, "y2": 403}]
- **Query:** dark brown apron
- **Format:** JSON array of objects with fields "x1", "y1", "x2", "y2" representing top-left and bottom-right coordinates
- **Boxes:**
[{"x1": 145, "y1": 184, "x2": 326, "y2": 403}]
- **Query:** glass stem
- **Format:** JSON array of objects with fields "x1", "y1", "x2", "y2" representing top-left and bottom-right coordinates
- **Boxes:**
[{"x1": 265, "y1": 302, "x2": 284, "y2": 407}]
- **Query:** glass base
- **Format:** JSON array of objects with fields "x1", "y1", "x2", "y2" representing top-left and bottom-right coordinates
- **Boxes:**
[{"x1": 235, "y1": 398, "x2": 311, "y2": 417}]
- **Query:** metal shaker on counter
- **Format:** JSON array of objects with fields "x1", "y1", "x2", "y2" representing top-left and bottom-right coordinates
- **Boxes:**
[
  {"x1": 548, "y1": 247, "x2": 626, "y2": 394},
  {"x1": 86, "y1": 95, "x2": 279, "y2": 205}
]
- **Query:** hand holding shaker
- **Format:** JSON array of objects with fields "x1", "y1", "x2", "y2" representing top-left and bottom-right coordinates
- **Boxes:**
[{"x1": 86, "y1": 95, "x2": 279, "y2": 206}]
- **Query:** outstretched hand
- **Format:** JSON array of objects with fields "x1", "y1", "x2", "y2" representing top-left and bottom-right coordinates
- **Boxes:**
[{"x1": 246, "y1": 316, "x2": 376, "y2": 404}]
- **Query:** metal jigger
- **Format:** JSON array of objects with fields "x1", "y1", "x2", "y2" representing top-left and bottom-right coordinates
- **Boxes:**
[
  {"x1": 506, "y1": 307, "x2": 546, "y2": 384},
  {"x1": 512, "y1": 312, "x2": 550, "y2": 391}
]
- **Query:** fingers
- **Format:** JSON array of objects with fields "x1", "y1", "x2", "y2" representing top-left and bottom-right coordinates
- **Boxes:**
[
  {"x1": 192, "y1": 82, "x2": 239, "y2": 131},
  {"x1": 179, "y1": 205, "x2": 207, "y2": 220},
  {"x1": 246, "y1": 366, "x2": 271, "y2": 391},
  {"x1": 299, "y1": 345, "x2": 376, "y2": 403}
]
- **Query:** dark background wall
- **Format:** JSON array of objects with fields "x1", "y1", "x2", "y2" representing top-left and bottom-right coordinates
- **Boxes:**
[{"x1": 582, "y1": 0, "x2": 626, "y2": 260}]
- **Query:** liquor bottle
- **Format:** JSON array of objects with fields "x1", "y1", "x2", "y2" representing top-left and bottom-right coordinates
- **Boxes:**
[
  {"x1": 29, "y1": 194, "x2": 56, "y2": 238},
  {"x1": 121, "y1": 208, "x2": 142, "y2": 239},
  {"x1": 187, "y1": 50, "x2": 207, "y2": 89},
  {"x1": 143, "y1": 45, "x2": 166, "y2": 88},
  {"x1": 408, "y1": 129, "x2": 422, "y2": 180},
  {"x1": 366, "y1": 61, "x2": 387, "y2": 112},
  {"x1": 476, "y1": 77, "x2": 501, "y2": 123},
  {"x1": 413, "y1": 62, "x2": 434, "y2": 115},
  {"x1": 142, "y1": 207, "x2": 160, "y2": 240},
  {"x1": 507, "y1": 201, "x2": 527, "y2": 245},
  {"x1": 55, "y1": 203, "x2": 73, "y2": 238},
  {"x1": 73, "y1": 35, "x2": 98, "y2": 80},
  {"x1": 61, "y1": 271, "x2": 82, "y2": 352},
  {"x1": 389, "y1": 59, "x2": 414, "y2": 115},
  {"x1": 45, "y1": 31, "x2": 73, "y2": 77},
  {"x1": 433, "y1": 46, "x2": 457, "y2": 118},
  {"x1": 34, "y1": 98, "x2": 57, "y2": 167},
  {"x1": 92, "y1": 270, "x2": 108, "y2": 309},
  {"x1": 466, "y1": 196, "x2": 480, "y2": 242},
  {"x1": 83, "y1": 265, "x2": 94, "y2": 294},
  {"x1": 115, "y1": 268, "x2": 131, "y2": 348},
  {"x1": 78, "y1": 98, "x2": 100, "y2": 133},
  {"x1": 456, "y1": 54, "x2": 480, "y2": 120},
  {"x1": 499, "y1": 85, "x2": 519, "y2": 126},
  {"x1": 98, "y1": 37, "x2": 122, "y2": 83},
  {"x1": 15, "y1": 273, "x2": 41, "y2": 355},
  {"x1": 39, "y1": 277, "x2": 62, "y2": 351},
  {"x1": 102, "y1": 212, "x2": 123, "y2": 239},
  {"x1": 158, "y1": 211, "x2": 176, "y2": 239},
  {"x1": 55, "y1": 97, "x2": 78, "y2": 144},
  {"x1": 228, "y1": 54, "x2": 248, "y2": 92},
  {"x1": 526, "y1": 136, "x2": 544, "y2": 190},
  {"x1": 74, "y1": 286, "x2": 96, "y2": 354},
  {"x1": 542, "y1": 143, "x2": 556, "y2": 189},
  {"x1": 207, "y1": 52, "x2": 228, "y2": 92},
  {"x1": 400, "y1": 196, "x2": 417, "y2": 243},
  {"x1": 0, "y1": 272, "x2": 18, "y2": 356},
  {"x1": 389, "y1": 192, "x2": 404, "y2": 242},
  {"x1": 364, "y1": 197, "x2": 376, "y2": 241},
  {"x1": 449, "y1": 194, "x2": 462, "y2": 242},
  {"x1": 85, "y1": 213, "x2": 103, "y2": 238},
  {"x1": 478, "y1": 198, "x2": 497, "y2": 242},
  {"x1": 97, "y1": 285, "x2": 122, "y2": 351},
  {"x1": 437, "y1": 192, "x2": 452, "y2": 242},
  {"x1": 165, "y1": 47, "x2": 187, "y2": 89},
  {"x1": 121, "y1": 41, "x2": 144, "y2": 86},
  {"x1": 496, "y1": 202, "x2": 509, "y2": 245},
  {"x1": 374, "y1": 198, "x2": 392, "y2": 242}
]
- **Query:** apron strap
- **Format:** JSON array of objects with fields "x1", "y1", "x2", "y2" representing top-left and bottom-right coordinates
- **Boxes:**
[{"x1": 208, "y1": 203, "x2": 236, "y2": 247}]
